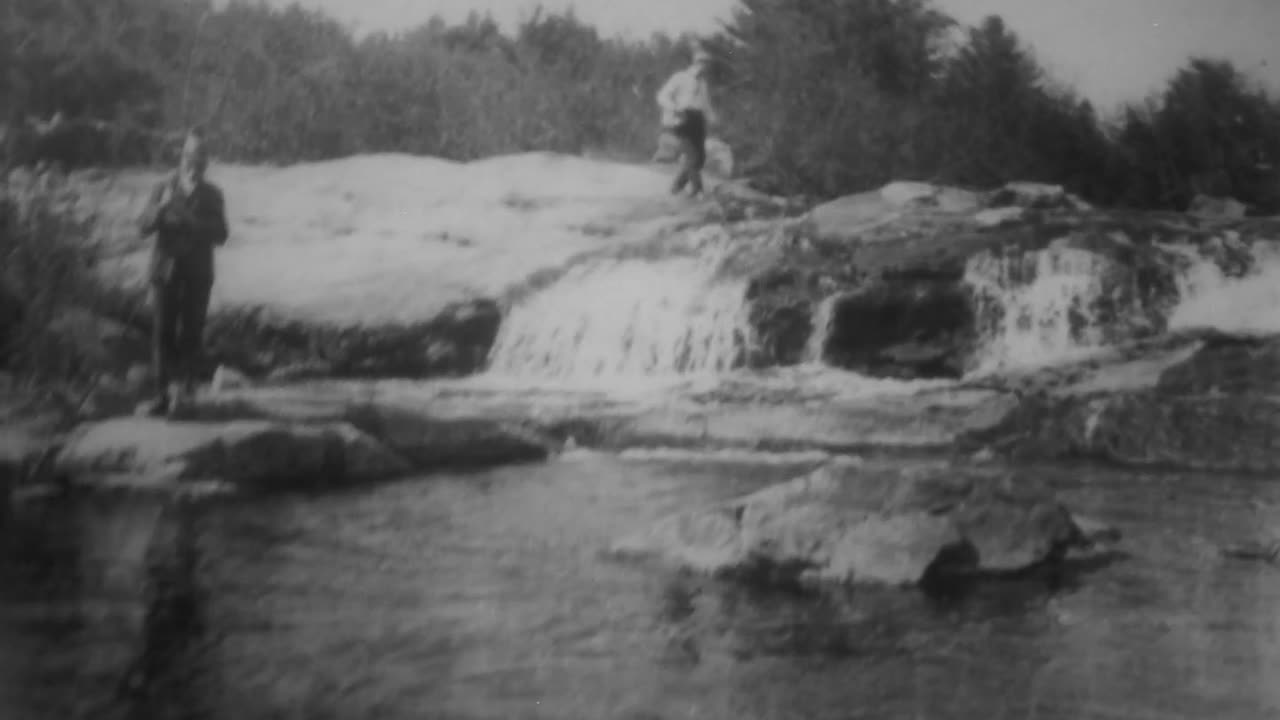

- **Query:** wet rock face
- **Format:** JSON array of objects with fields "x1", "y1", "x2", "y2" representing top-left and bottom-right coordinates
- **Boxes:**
[
  {"x1": 91, "y1": 296, "x2": 504, "y2": 382},
  {"x1": 1155, "y1": 333, "x2": 1280, "y2": 396},
  {"x1": 822, "y1": 279, "x2": 976, "y2": 379},
  {"x1": 997, "y1": 391, "x2": 1280, "y2": 474},
  {"x1": 611, "y1": 460, "x2": 1118, "y2": 589},
  {"x1": 741, "y1": 185, "x2": 1279, "y2": 379},
  {"x1": 746, "y1": 297, "x2": 813, "y2": 367},
  {"x1": 968, "y1": 333, "x2": 1280, "y2": 473},
  {"x1": 211, "y1": 297, "x2": 502, "y2": 380}
]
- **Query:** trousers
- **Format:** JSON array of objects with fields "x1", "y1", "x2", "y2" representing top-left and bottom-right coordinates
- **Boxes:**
[
  {"x1": 150, "y1": 256, "x2": 212, "y2": 395},
  {"x1": 669, "y1": 109, "x2": 707, "y2": 195}
]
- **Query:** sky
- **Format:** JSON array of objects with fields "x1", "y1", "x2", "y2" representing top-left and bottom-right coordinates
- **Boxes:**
[{"x1": 271, "y1": 0, "x2": 1280, "y2": 112}]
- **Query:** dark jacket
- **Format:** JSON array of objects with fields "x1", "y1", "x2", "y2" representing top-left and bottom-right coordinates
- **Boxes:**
[{"x1": 137, "y1": 174, "x2": 228, "y2": 283}]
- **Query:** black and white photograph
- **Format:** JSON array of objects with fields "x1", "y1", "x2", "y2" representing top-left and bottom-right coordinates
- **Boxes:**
[{"x1": 2, "y1": 0, "x2": 1280, "y2": 717}]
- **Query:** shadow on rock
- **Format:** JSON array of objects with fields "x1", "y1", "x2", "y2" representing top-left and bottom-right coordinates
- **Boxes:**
[{"x1": 919, "y1": 545, "x2": 1129, "y2": 605}]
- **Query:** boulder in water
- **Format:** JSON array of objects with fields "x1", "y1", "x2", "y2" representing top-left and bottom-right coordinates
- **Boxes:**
[{"x1": 610, "y1": 459, "x2": 1119, "y2": 589}]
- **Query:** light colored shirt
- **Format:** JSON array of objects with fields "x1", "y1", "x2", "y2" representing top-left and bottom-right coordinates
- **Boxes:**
[{"x1": 657, "y1": 67, "x2": 716, "y2": 128}]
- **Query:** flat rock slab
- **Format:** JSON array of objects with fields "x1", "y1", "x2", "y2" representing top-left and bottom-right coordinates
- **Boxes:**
[
  {"x1": 44, "y1": 386, "x2": 560, "y2": 493},
  {"x1": 190, "y1": 387, "x2": 560, "y2": 469},
  {"x1": 191, "y1": 380, "x2": 1014, "y2": 458},
  {"x1": 611, "y1": 459, "x2": 1119, "y2": 588},
  {"x1": 600, "y1": 388, "x2": 1018, "y2": 454},
  {"x1": 1015, "y1": 394, "x2": 1280, "y2": 473},
  {"x1": 55, "y1": 418, "x2": 411, "y2": 491},
  {"x1": 966, "y1": 333, "x2": 1280, "y2": 472}
]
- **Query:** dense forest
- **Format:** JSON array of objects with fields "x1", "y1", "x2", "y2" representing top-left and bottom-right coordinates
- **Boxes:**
[{"x1": 4, "y1": 0, "x2": 1280, "y2": 211}]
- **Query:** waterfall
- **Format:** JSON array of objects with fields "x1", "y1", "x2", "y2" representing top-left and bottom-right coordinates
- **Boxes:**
[
  {"x1": 486, "y1": 244, "x2": 753, "y2": 381},
  {"x1": 486, "y1": 214, "x2": 1280, "y2": 386},
  {"x1": 803, "y1": 294, "x2": 838, "y2": 365},
  {"x1": 965, "y1": 236, "x2": 1280, "y2": 374},
  {"x1": 1167, "y1": 239, "x2": 1280, "y2": 334},
  {"x1": 964, "y1": 246, "x2": 1117, "y2": 373}
]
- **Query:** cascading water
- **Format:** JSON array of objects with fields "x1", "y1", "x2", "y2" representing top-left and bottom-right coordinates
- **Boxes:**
[
  {"x1": 964, "y1": 245, "x2": 1117, "y2": 373},
  {"x1": 486, "y1": 203, "x2": 1280, "y2": 394},
  {"x1": 1167, "y1": 238, "x2": 1280, "y2": 334},
  {"x1": 803, "y1": 294, "x2": 838, "y2": 366},
  {"x1": 964, "y1": 234, "x2": 1280, "y2": 375},
  {"x1": 485, "y1": 228, "x2": 754, "y2": 382}
]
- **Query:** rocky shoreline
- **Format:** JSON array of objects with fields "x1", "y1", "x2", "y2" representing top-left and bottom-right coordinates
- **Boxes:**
[
  {"x1": 6, "y1": 154, "x2": 1280, "y2": 591},
  {"x1": 9, "y1": 328, "x2": 1280, "y2": 490},
  {"x1": 39, "y1": 158, "x2": 1276, "y2": 388},
  {"x1": 6, "y1": 158, "x2": 1280, "y2": 486}
]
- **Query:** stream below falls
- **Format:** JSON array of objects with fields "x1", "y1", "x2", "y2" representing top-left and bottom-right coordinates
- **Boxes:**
[
  {"x1": 3, "y1": 451, "x2": 1280, "y2": 720},
  {"x1": 8, "y1": 214, "x2": 1280, "y2": 719}
]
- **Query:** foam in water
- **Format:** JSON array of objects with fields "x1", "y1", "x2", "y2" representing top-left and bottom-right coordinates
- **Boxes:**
[
  {"x1": 964, "y1": 246, "x2": 1115, "y2": 374},
  {"x1": 965, "y1": 235, "x2": 1280, "y2": 374},
  {"x1": 486, "y1": 231, "x2": 753, "y2": 382},
  {"x1": 1167, "y1": 239, "x2": 1280, "y2": 334}
]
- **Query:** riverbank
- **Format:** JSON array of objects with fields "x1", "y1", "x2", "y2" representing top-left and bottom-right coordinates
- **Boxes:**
[{"x1": 5, "y1": 151, "x2": 1280, "y2": 498}]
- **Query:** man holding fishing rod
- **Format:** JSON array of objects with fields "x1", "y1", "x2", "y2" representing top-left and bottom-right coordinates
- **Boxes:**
[
  {"x1": 136, "y1": 129, "x2": 228, "y2": 418},
  {"x1": 656, "y1": 44, "x2": 719, "y2": 199}
]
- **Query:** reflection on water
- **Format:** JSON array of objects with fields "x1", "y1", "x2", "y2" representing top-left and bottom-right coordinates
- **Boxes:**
[
  {"x1": 2, "y1": 454, "x2": 1279, "y2": 719},
  {"x1": 0, "y1": 493, "x2": 208, "y2": 720}
]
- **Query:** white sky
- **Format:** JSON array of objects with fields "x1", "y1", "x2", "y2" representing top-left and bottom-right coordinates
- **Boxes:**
[{"x1": 267, "y1": 0, "x2": 1280, "y2": 111}]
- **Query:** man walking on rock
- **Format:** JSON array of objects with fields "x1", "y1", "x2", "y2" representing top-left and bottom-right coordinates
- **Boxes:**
[
  {"x1": 657, "y1": 44, "x2": 718, "y2": 199},
  {"x1": 136, "y1": 130, "x2": 228, "y2": 417}
]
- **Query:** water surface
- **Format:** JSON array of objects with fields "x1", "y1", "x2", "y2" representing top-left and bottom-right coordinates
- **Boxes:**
[{"x1": 3, "y1": 453, "x2": 1279, "y2": 720}]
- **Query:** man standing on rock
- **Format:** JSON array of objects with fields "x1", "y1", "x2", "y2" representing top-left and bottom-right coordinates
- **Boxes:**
[
  {"x1": 657, "y1": 44, "x2": 718, "y2": 199},
  {"x1": 136, "y1": 130, "x2": 228, "y2": 417}
]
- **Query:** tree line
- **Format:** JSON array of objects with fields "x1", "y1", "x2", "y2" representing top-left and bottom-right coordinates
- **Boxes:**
[{"x1": 4, "y1": 0, "x2": 1279, "y2": 212}]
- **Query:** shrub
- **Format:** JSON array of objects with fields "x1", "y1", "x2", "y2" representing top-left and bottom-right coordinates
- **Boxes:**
[
  {"x1": 0, "y1": 165, "x2": 112, "y2": 385},
  {"x1": 4, "y1": 0, "x2": 1278, "y2": 209}
]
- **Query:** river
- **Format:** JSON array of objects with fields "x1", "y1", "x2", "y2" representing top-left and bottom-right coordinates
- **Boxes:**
[
  {"x1": 7, "y1": 191, "x2": 1280, "y2": 719},
  {"x1": 3, "y1": 450, "x2": 1279, "y2": 720}
]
